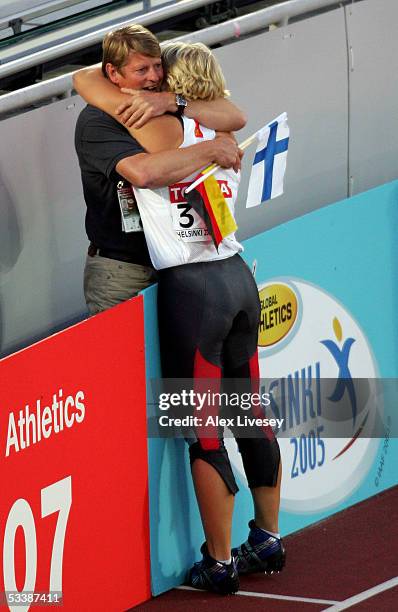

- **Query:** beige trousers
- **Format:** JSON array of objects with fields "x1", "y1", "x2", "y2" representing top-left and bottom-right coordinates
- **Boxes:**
[{"x1": 84, "y1": 254, "x2": 156, "y2": 315}]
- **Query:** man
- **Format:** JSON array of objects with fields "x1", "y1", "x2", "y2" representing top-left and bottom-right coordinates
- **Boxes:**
[{"x1": 74, "y1": 24, "x2": 244, "y2": 315}]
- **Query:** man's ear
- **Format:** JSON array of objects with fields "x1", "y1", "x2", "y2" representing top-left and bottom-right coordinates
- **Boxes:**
[{"x1": 105, "y1": 63, "x2": 121, "y2": 85}]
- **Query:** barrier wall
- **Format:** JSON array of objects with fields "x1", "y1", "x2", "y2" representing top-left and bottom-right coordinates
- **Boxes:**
[
  {"x1": 0, "y1": 298, "x2": 151, "y2": 611},
  {"x1": 145, "y1": 179, "x2": 398, "y2": 594},
  {"x1": 1, "y1": 181, "x2": 397, "y2": 606}
]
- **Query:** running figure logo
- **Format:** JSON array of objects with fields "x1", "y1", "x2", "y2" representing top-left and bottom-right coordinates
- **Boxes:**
[
  {"x1": 320, "y1": 316, "x2": 357, "y2": 427},
  {"x1": 320, "y1": 317, "x2": 371, "y2": 460}
]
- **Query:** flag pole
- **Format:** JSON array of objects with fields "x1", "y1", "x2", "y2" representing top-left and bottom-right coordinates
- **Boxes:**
[{"x1": 184, "y1": 133, "x2": 258, "y2": 194}]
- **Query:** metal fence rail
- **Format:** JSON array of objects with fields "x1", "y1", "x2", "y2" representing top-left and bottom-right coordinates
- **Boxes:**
[
  {"x1": 0, "y1": 0, "x2": 91, "y2": 30},
  {"x1": 0, "y1": 0, "x2": 209, "y2": 76},
  {"x1": 0, "y1": 0, "x2": 353, "y2": 116},
  {"x1": 0, "y1": 0, "x2": 161, "y2": 61}
]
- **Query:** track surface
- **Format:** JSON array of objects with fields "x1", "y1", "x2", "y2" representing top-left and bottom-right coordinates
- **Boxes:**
[{"x1": 133, "y1": 486, "x2": 398, "y2": 611}]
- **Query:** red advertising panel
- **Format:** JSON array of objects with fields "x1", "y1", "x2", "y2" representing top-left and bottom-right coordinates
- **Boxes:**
[{"x1": 0, "y1": 298, "x2": 151, "y2": 611}]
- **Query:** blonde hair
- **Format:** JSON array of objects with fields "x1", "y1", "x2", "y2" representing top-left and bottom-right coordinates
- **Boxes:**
[
  {"x1": 102, "y1": 24, "x2": 161, "y2": 77},
  {"x1": 161, "y1": 42, "x2": 229, "y2": 101}
]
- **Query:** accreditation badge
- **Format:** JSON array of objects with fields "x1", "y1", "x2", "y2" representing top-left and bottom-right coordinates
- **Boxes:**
[{"x1": 117, "y1": 181, "x2": 143, "y2": 232}]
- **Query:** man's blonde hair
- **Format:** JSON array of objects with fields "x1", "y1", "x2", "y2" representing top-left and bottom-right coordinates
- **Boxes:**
[
  {"x1": 161, "y1": 42, "x2": 229, "y2": 101},
  {"x1": 102, "y1": 24, "x2": 161, "y2": 76}
]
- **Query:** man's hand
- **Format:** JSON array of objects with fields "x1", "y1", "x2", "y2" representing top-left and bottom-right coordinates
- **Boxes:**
[
  {"x1": 212, "y1": 133, "x2": 243, "y2": 172},
  {"x1": 116, "y1": 90, "x2": 174, "y2": 128}
]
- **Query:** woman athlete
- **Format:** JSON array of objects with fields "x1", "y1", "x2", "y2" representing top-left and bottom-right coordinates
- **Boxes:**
[{"x1": 74, "y1": 40, "x2": 285, "y2": 594}]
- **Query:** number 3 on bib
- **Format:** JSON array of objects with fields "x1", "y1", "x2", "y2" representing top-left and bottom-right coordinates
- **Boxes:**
[{"x1": 170, "y1": 200, "x2": 211, "y2": 243}]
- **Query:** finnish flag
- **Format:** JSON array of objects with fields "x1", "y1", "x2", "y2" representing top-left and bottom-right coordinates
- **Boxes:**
[{"x1": 246, "y1": 112, "x2": 289, "y2": 208}]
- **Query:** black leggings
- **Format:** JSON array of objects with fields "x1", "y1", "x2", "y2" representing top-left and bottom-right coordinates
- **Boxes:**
[{"x1": 157, "y1": 254, "x2": 280, "y2": 493}]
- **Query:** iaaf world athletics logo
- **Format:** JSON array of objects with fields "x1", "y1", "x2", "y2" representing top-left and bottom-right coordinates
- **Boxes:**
[
  {"x1": 320, "y1": 317, "x2": 372, "y2": 460},
  {"x1": 226, "y1": 278, "x2": 381, "y2": 513}
]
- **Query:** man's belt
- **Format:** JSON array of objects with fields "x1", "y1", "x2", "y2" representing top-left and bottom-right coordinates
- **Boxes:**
[{"x1": 88, "y1": 243, "x2": 138, "y2": 264}]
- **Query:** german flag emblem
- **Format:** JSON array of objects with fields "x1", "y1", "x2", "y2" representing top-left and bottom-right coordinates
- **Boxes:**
[{"x1": 185, "y1": 173, "x2": 237, "y2": 249}]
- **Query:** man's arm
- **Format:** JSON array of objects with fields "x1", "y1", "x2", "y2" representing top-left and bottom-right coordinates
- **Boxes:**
[
  {"x1": 116, "y1": 134, "x2": 241, "y2": 189},
  {"x1": 73, "y1": 66, "x2": 246, "y2": 131}
]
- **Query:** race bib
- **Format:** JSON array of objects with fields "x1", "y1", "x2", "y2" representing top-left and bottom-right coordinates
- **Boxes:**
[{"x1": 169, "y1": 182, "x2": 211, "y2": 243}]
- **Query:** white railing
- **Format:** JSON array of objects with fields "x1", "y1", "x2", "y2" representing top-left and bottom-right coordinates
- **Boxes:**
[
  {"x1": 0, "y1": 0, "x2": 208, "y2": 74},
  {"x1": 0, "y1": 0, "x2": 84, "y2": 24},
  {"x1": 0, "y1": 1, "x2": 112, "y2": 33}
]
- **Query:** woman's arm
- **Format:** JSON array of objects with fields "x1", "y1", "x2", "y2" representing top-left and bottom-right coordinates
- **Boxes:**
[
  {"x1": 116, "y1": 89, "x2": 247, "y2": 131},
  {"x1": 73, "y1": 65, "x2": 122, "y2": 117},
  {"x1": 73, "y1": 66, "x2": 246, "y2": 132},
  {"x1": 185, "y1": 98, "x2": 247, "y2": 131},
  {"x1": 73, "y1": 66, "x2": 182, "y2": 152}
]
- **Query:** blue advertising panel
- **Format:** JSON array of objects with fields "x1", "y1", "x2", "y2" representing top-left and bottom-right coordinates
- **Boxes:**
[{"x1": 144, "y1": 180, "x2": 398, "y2": 595}]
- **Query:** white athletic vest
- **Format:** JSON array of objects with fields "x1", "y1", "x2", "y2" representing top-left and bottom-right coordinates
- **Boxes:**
[{"x1": 133, "y1": 116, "x2": 243, "y2": 270}]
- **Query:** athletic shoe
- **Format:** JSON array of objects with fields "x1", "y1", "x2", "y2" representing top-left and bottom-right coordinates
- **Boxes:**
[
  {"x1": 187, "y1": 543, "x2": 240, "y2": 595},
  {"x1": 232, "y1": 520, "x2": 286, "y2": 575}
]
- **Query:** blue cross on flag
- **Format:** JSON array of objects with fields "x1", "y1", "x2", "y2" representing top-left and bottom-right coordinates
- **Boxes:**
[{"x1": 246, "y1": 112, "x2": 289, "y2": 208}]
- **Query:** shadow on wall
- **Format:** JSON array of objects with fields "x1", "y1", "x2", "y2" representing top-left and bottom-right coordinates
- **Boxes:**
[
  {"x1": 0, "y1": 175, "x2": 22, "y2": 354},
  {"x1": 0, "y1": 175, "x2": 22, "y2": 272}
]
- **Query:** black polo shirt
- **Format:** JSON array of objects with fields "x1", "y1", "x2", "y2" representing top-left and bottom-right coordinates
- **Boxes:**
[{"x1": 75, "y1": 105, "x2": 151, "y2": 266}]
